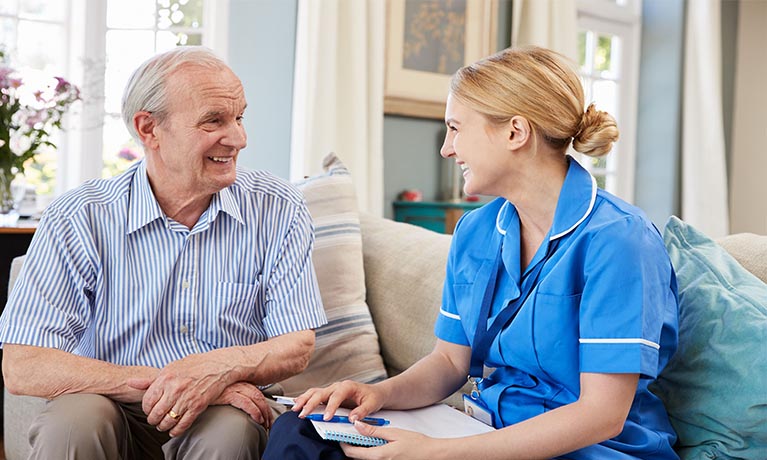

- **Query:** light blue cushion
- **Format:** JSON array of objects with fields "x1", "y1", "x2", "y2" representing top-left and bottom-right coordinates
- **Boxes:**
[{"x1": 652, "y1": 216, "x2": 767, "y2": 459}]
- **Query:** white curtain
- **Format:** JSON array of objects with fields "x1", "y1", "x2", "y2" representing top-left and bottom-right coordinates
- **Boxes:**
[
  {"x1": 510, "y1": 0, "x2": 578, "y2": 61},
  {"x1": 290, "y1": 0, "x2": 385, "y2": 216},
  {"x1": 681, "y1": 0, "x2": 729, "y2": 238}
]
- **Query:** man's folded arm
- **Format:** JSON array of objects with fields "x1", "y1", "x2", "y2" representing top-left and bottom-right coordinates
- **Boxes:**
[{"x1": 2, "y1": 343, "x2": 158, "y2": 403}]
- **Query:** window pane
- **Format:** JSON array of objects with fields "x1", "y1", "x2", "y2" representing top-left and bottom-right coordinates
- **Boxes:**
[
  {"x1": 17, "y1": 21, "x2": 66, "y2": 74},
  {"x1": 104, "y1": 30, "x2": 155, "y2": 113},
  {"x1": 156, "y1": 30, "x2": 185, "y2": 49},
  {"x1": 0, "y1": 18, "x2": 18, "y2": 55},
  {"x1": 22, "y1": 146, "x2": 57, "y2": 196},
  {"x1": 595, "y1": 174, "x2": 606, "y2": 189},
  {"x1": 19, "y1": 0, "x2": 65, "y2": 21},
  {"x1": 102, "y1": 114, "x2": 144, "y2": 178},
  {"x1": 172, "y1": 31, "x2": 202, "y2": 46},
  {"x1": 577, "y1": 31, "x2": 587, "y2": 69},
  {"x1": 0, "y1": 0, "x2": 18, "y2": 16},
  {"x1": 590, "y1": 156, "x2": 608, "y2": 170},
  {"x1": 594, "y1": 34, "x2": 613, "y2": 72},
  {"x1": 582, "y1": 76, "x2": 593, "y2": 107},
  {"x1": 107, "y1": 0, "x2": 156, "y2": 29},
  {"x1": 592, "y1": 79, "x2": 618, "y2": 120},
  {"x1": 158, "y1": 0, "x2": 204, "y2": 29}
]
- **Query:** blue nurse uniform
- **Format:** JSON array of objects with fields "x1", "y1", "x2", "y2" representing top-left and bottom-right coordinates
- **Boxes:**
[{"x1": 435, "y1": 157, "x2": 679, "y2": 459}]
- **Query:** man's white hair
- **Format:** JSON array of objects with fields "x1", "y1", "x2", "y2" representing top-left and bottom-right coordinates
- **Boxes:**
[{"x1": 121, "y1": 46, "x2": 228, "y2": 145}]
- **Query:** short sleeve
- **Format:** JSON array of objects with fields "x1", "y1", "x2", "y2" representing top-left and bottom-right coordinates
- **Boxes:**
[
  {"x1": 434, "y1": 216, "x2": 470, "y2": 346},
  {"x1": 0, "y1": 209, "x2": 95, "y2": 351},
  {"x1": 578, "y1": 217, "x2": 678, "y2": 378},
  {"x1": 262, "y1": 201, "x2": 327, "y2": 337}
]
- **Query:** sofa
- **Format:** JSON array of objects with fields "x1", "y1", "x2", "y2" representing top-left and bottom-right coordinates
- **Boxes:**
[{"x1": 4, "y1": 210, "x2": 767, "y2": 459}]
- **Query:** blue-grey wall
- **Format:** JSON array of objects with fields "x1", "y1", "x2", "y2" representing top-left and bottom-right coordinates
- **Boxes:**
[
  {"x1": 228, "y1": 0, "x2": 296, "y2": 178},
  {"x1": 634, "y1": 0, "x2": 685, "y2": 227}
]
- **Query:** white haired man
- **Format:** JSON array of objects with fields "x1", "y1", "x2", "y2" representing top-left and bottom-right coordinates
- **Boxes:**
[{"x1": 0, "y1": 46, "x2": 326, "y2": 459}]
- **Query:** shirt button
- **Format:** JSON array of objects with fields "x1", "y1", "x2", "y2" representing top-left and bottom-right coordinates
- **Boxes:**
[
  {"x1": 182, "y1": 280, "x2": 190, "y2": 289},
  {"x1": 180, "y1": 325, "x2": 188, "y2": 334}
]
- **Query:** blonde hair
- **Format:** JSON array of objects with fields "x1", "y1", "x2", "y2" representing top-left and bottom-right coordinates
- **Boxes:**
[{"x1": 450, "y1": 46, "x2": 619, "y2": 157}]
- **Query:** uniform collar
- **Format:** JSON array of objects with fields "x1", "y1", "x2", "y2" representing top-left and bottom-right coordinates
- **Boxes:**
[
  {"x1": 494, "y1": 156, "x2": 596, "y2": 241},
  {"x1": 548, "y1": 156, "x2": 597, "y2": 241},
  {"x1": 127, "y1": 160, "x2": 244, "y2": 235},
  {"x1": 495, "y1": 156, "x2": 596, "y2": 280}
]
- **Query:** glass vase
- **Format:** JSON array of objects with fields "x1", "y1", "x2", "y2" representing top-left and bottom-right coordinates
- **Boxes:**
[{"x1": 0, "y1": 168, "x2": 19, "y2": 226}]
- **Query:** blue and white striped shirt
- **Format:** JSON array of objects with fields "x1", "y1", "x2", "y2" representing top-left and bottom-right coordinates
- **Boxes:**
[{"x1": 0, "y1": 160, "x2": 327, "y2": 368}]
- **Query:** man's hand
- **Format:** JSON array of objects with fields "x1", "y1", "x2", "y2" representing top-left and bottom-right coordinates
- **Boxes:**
[
  {"x1": 214, "y1": 382, "x2": 274, "y2": 428},
  {"x1": 128, "y1": 353, "x2": 236, "y2": 436}
]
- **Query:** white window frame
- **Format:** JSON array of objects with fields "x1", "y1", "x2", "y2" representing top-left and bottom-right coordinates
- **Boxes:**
[
  {"x1": 576, "y1": 0, "x2": 642, "y2": 203},
  {"x1": 60, "y1": 0, "x2": 229, "y2": 194}
]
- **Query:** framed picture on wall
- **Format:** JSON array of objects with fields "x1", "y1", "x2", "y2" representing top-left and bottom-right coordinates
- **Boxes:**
[{"x1": 384, "y1": 0, "x2": 498, "y2": 120}]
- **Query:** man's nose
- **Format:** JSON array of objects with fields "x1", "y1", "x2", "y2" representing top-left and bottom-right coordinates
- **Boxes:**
[{"x1": 223, "y1": 123, "x2": 247, "y2": 150}]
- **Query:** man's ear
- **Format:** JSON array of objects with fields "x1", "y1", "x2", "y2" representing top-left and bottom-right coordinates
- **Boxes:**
[
  {"x1": 134, "y1": 111, "x2": 159, "y2": 150},
  {"x1": 505, "y1": 115, "x2": 532, "y2": 151}
]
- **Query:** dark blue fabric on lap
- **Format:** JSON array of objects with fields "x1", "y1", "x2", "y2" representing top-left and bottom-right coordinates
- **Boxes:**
[{"x1": 264, "y1": 411, "x2": 348, "y2": 460}]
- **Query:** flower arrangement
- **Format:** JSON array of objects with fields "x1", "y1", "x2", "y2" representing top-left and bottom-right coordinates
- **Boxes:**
[{"x1": 0, "y1": 49, "x2": 81, "y2": 214}]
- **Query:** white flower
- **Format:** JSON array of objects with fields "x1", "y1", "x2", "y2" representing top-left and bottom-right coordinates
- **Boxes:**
[
  {"x1": 10, "y1": 131, "x2": 32, "y2": 156},
  {"x1": 0, "y1": 139, "x2": 5, "y2": 148}
]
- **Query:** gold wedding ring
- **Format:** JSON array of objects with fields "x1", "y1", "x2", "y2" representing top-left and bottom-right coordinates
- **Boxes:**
[{"x1": 168, "y1": 410, "x2": 180, "y2": 420}]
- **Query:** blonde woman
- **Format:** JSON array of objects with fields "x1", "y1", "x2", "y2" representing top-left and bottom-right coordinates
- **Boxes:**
[{"x1": 265, "y1": 46, "x2": 679, "y2": 460}]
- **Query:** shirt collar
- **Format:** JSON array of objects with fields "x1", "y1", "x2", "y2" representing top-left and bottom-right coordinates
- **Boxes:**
[
  {"x1": 203, "y1": 185, "x2": 244, "y2": 229},
  {"x1": 548, "y1": 156, "x2": 597, "y2": 241},
  {"x1": 127, "y1": 160, "x2": 245, "y2": 234},
  {"x1": 494, "y1": 156, "x2": 596, "y2": 241},
  {"x1": 127, "y1": 160, "x2": 164, "y2": 234}
]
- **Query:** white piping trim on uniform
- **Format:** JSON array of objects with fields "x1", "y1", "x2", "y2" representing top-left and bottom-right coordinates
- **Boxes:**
[
  {"x1": 439, "y1": 309, "x2": 461, "y2": 320},
  {"x1": 550, "y1": 173, "x2": 597, "y2": 241},
  {"x1": 495, "y1": 201, "x2": 510, "y2": 235},
  {"x1": 579, "y1": 338, "x2": 661, "y2": 350}
]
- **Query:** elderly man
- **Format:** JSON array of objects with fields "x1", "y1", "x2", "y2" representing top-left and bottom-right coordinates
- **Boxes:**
[{"x1": 0, "y1": 46, "x2": 326, "y2": 459}]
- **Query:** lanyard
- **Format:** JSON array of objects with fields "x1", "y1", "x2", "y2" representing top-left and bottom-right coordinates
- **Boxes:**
[{"x1": 468, "y1": 237, "x2": 558, "y2": 397}]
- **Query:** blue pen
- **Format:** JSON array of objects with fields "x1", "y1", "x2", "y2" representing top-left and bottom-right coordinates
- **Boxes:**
[{"x1": 305, "y1": 414, "x2": 390, "y2": 426}]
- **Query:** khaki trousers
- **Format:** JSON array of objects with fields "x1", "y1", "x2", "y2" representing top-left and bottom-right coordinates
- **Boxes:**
[{"x1": 27, "y1": 393, "x2": 283, "y2": 460}]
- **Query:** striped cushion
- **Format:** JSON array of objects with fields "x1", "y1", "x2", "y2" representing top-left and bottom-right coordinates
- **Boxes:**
[{"x1": 278, "y1": 153, "x2": 387, "y2": 395}]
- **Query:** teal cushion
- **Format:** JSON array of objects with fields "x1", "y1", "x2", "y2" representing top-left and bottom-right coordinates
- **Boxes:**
[{"x1": 652, "y1": 216, "x2": 767, "y2": 459}]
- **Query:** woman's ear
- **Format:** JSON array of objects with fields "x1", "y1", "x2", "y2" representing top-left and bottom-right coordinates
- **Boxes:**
[
  {"x1": 506, "y1": 115, "x2": 532, "y2": 150},
  {"x1": 134, "y1": 111, "x2": 159, "y2": 150}
]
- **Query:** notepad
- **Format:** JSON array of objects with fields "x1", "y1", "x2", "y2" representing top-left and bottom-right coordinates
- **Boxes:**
[{"x1": 309, "y1": 403, "x2": 495, "y2": 447}]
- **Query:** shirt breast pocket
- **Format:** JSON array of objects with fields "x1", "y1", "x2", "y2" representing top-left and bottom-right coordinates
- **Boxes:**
[
  {"x1": 211, "y1": 280, "x2": 261, "y2": 336},
  {"x1": 532, "y1": 292, "x2": 582, "y2": 379}
]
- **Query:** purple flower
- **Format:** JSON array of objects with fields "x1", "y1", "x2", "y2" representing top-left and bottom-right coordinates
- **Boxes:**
[
  {"x1": 25, "y1": 111, "x2": 46, "y2": 127},
  {"x1": 54, "y1": 76, "x2": 70, "y2": 93},
  {"x1": 118, "y1": 147, "x2": 140, "y2": 161},
  {"x1": 0, "y1": 66, "x2": 13, "y2": 89}
]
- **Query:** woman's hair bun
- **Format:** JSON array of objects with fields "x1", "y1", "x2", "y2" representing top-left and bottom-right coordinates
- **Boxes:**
[{"x1": 572, "y1": 103, "x2": 620, "y2": 157}]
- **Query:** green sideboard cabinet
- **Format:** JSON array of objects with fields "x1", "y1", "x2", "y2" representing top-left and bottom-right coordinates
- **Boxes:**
[{"x1": 392, "y1": 200, "x2": 483, "y2": 234}]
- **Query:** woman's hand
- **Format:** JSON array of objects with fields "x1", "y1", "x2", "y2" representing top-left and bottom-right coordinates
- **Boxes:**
[
  {"x1": 293, "y1": 380, "x2": 389, "y2": 422},
  {"x1": 341, "y1": 422, "x2": 441, "y2": 460}
]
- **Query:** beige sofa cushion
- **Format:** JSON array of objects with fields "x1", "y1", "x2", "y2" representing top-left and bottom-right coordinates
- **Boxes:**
[
  {"x1": 717, "y1": 233, "x2": 767, "y2": 283},
  {"x1": 359, "y1": 213, "x2": 452, "y2": 377},
  {"x1": 279, "y1": 154, "x2": 387, "y2": 395}
]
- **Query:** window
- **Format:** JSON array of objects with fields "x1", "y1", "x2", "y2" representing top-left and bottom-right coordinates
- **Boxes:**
[
  {"x1": 1, "y1": 0, "x2": 227, "y2": 197},
  {"x1": 575, "y1": 0, "x2": 641, "y2": 202},
  {"x1": 102, "y1": 0, "x2": 207, "y2": 179},
  {"x1": 0, "y1": 0, "x2": 71, "y2": 196}
]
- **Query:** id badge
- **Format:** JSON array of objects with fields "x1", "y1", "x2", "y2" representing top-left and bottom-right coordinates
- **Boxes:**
[{"x1": 463, "y1": 394, "x2": 494, "y2": 427}]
